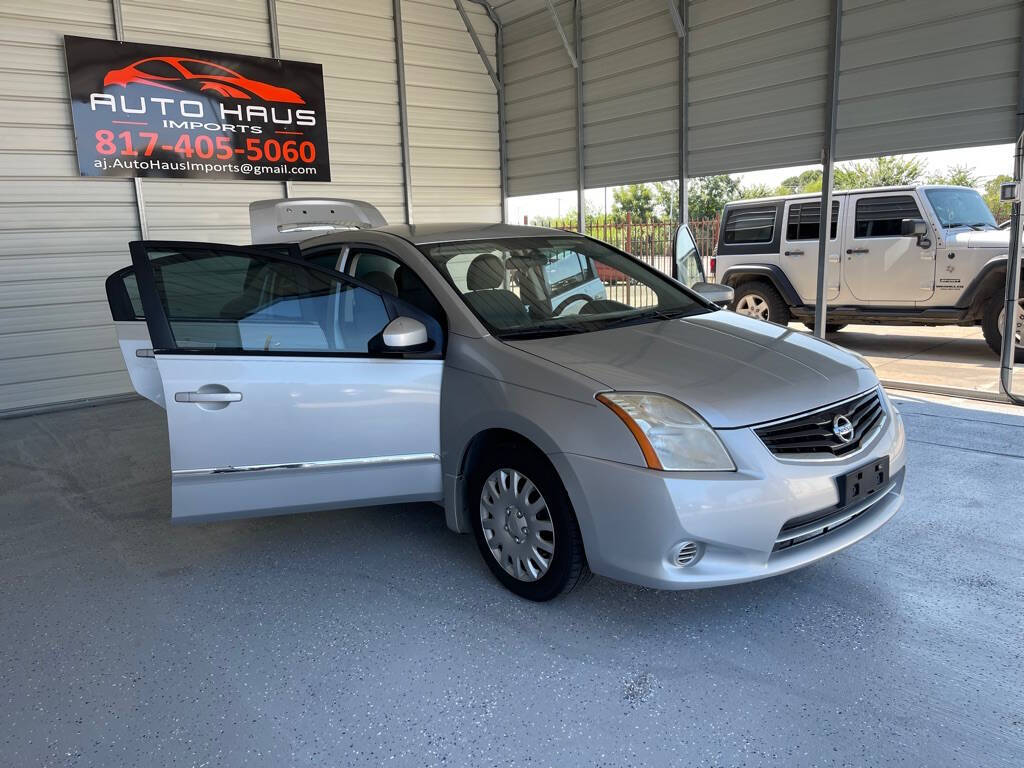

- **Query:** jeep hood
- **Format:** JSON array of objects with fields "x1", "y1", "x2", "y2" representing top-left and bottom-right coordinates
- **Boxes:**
[
  {"x1": 946, "y1": 228, "x2": 1010, "y2": 250},
  {"x1": 506, "y1": 311, "x2": 877, "y2": 429}
]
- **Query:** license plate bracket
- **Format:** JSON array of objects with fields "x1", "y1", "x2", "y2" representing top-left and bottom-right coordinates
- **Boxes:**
[{"x1": 837, "y1": 456, "x2": 889, "y2": 508}]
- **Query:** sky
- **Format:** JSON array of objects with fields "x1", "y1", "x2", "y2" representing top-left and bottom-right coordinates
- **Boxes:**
[{"x1": 506, "y1": 143, "x2": 1016, "y2": 223}]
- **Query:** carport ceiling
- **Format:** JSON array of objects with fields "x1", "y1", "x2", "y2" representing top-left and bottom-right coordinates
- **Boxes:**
[{"x1": 482, "y1": 0, "x2": 1024, "y2": 196}]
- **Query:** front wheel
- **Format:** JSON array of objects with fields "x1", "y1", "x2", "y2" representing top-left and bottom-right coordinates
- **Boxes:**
[
  {"x1": 982, "y1": 292, "x2": 1024, "y2": 362},
  {"x1": 469, "y1": 443, "x2": 589, "y2": 601}
]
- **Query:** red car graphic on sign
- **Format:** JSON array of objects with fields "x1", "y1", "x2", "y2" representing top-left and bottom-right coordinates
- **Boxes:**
[{"x1": 104, "y1": 56, "x2": 305, "y2": 103}]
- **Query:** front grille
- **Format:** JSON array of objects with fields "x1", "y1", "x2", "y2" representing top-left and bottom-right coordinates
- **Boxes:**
[{"x1": 755, "y1": 389, "x2": 885, "y2": 458}]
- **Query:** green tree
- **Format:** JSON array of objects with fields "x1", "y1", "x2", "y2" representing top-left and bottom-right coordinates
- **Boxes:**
[
  {"x1": 776, "y1": 169, "x2": 822, "y2": 195},
  {"x1": 687, "y1": 174, "x2": 741, "y2": 220},
  {"x1": 739, "y1": 183, "x2": 775, "y2": 200},
  {"x1": 926, "y1": 164, "x2": 981, "y2": 188},
  {"x1": 833, "y1": 155, "x2": 927, "y2": 190},
  {"x1": 653, "y1": 180, "x2": 679, "y2": 220},
  {"x1": 983, "y1": 174, "x2": 1013, "y2": 223},
  {"x1": 612, "y1": 184, "x2": 656, "y2": 222}
]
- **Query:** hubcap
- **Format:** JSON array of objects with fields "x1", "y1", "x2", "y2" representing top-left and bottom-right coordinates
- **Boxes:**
[
  {"x1": 736, "y1": 293, "x2": 770, "y2": 320},
  {"x1": 997, "y1": 298, "x2": 1024, "y2": 348},
  {"x1": 479, "y1": 468, "x2": 555, "y2": 582}
]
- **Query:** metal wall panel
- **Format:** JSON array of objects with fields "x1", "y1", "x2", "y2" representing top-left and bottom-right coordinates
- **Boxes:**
[
  {"x1": 496, "y1": 0, "x2": 578, "y2": 196},
  {"x1": 686, "y1": 0, "x2": 830, "y2": 177},
  {"x1": 402, "y1": 0, "x2": 502, "y2": 221},
  {"x1": 835, "y1": 0, "x2": 1022, "y2": 160},
  {"x1": 279, "y1": 0, "x2": 408, "y2": 223},
  {"x1": 0, "y1": 1, "x2": 138, "y2": 412},
  {"x1": 582, "y1": 0, "x2": 679, "y2": 188}
]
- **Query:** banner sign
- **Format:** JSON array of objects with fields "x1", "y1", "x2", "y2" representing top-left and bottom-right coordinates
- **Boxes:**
[{"x1": 64, "y1": 36, "x2": 331, "y2": 182}]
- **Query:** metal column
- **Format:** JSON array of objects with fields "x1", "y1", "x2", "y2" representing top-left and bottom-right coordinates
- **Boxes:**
[
  {"x1": 393, "y1": 0, "x2": 414, "y2": 225},
  {"x1": 674, "y1": 0, "x2": 687, "y2": 224},
  {"x1": 267, "y1": 0, "x2": 291, "y2": 199},
  {"x1": 813, "y1": 0, "x2": 842, "y2": 339},
  {"x1": 574, "y1": 0, "x2": 584, "y2": 234},
  {"x1": 459, "y1": 0, "x2": 508, "y2": 223},
  {"x1": 110, "y1": 0, "x2": 148, "y2": 238}
]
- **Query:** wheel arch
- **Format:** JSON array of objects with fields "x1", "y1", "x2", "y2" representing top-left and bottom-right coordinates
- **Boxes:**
[
  {"x1": 719, "y1": 265, "x2": 801, "y2": 307},
  {"x1": 446, "y1": 426, "x2": 560, "y2": 535}
]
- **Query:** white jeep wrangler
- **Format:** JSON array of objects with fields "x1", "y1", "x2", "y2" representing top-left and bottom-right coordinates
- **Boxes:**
[{"x1": 714, "y1": 185, "x2": 1022, "y2": 360}]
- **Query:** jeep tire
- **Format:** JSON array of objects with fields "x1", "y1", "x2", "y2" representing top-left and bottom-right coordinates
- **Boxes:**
[
  {"x1": 732, "y1": 281, "x2": 791, "y2": 326},
  {"x1": 982, "y1": 291, "x2": 1024, "y2": 363}
]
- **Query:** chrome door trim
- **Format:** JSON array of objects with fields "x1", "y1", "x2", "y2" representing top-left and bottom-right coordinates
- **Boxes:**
[{"x1": 173, "y1": 452, "x2": 440, "y2": 477}]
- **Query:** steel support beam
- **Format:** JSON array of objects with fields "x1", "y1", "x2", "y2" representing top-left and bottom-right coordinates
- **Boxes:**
[
  {"x1": 393, "y1": 0, "x2": 414, "y2": 225},
  {"x1": 574, "y1": 0, "x2": 584, "y2": 233},
  {"x1": 813, "y1": 0, "x2": 842, "y2": 339},
  {"x1": 677, "y1": 0, "x2": 687, "y2": 224},
  {"x1": 546, "y1": 0, "x2": 578, "y2": 69},
  {"x1": 461, "y1": 0, "x2": 508, "y2": 223},
  {"x1": 267, "y1": 0, "x2": 291, "y2": 199},
  {"x1": 110, "y1": 0, "x2": 149, "y2": 238}
]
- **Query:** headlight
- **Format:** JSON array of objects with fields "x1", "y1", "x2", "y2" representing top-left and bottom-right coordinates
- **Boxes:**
[{"x1": 597, "y1": 392, "x2": 735, "y2": 471}]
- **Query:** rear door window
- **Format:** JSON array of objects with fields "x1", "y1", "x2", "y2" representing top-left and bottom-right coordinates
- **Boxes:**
[
  {"x1": 854, "y1": 196, "x2": 921, "y2": 238},
  {"x1": 786, "y1": 200, "x2": 840, "y2": 241}
]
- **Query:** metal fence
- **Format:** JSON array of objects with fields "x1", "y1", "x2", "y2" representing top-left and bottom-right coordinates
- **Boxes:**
[{"x1": 559, "y1": 214, "x2": 721, "y2": 278}]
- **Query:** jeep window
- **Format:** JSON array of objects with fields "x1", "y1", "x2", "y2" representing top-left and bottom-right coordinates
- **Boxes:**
[
  {"x1": 854, "y1": 196, "x2": 921, "y2": 238},
  {"x1": 786, "y1": 201, "x2": 839, "y2": 241},
  {"x1": 723, "y1": 206, "x2": 776, "y2": 244},
  {"x1": 923, "y1": 188, "x2": 997, "y2": 230},
  {"x1": 419, "y1": 236, "x2": 708, "y2": 338}
]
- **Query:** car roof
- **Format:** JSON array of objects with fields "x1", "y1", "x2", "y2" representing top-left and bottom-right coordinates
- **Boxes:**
[
  {"x1": 302, "y1": 222, "x2": 573, "y2": 248},
  {"x1": 723, "y1": 184, "x2": 974, "y2": 208}
]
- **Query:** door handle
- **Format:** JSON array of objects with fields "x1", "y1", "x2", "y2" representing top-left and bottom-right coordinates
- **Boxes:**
[
  {"x1": 784, "y1": 249, "x2": 804, "y2": 256},
  {"x1": 846, "y1": 248, "x2": 869, "y2": 254},
  {"x1": 175, "y1": 391, "x2": 242, "y2": 403}
]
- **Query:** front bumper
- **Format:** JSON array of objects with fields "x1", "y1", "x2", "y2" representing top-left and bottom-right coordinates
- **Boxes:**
[{"x1": 550, "y1": 406, "x2": 906, "y2": 590}]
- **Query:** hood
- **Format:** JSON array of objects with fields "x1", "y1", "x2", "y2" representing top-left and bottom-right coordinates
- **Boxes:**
[
  {"x1": 945, "y1": 228, "x2": 1010, "y2": 250},
  {"x1": 505, "y1": 311, "x2": 877, "y2": 428}
]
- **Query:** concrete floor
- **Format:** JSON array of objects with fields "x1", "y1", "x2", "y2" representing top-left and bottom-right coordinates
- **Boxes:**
[
  {"x1": 1, "y1": 395, "x2": 1023, "y2": 767},
  {"x1": 795, "y1": 323, "x2": 1009, "y2": 395}
]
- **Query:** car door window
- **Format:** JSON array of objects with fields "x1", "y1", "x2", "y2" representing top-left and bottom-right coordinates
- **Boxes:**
[
  {"x1": 723, "y1": 206, "x2": 776, "y2": 244},
  {"x1": 854, "y1": 196, "x2": 920, "y2": 238},
  {"x1": 786, "y1": 201, "x2": 839, "y2": 240},
  {"x1": 142, "y1": 246, "x2": 390, "y2": 354},
  {"x1": 344, "y1": 248, "x2": 445, "y2": 323}
]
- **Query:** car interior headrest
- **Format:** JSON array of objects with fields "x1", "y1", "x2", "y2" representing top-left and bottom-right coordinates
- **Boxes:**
[
  {"x1": 359, "y1": 270, "x2": 398, "y2": 296},
  {"x1": 466, "y1": 253, "x2": 505, "y2": 291}
]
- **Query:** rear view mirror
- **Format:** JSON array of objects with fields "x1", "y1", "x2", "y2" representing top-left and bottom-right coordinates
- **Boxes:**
[
  {"x1": 900, "y1": 218, "x2": 927, "y2": 237},
  {"x1": 692, "y1": 281, "x2": 734, "y2": 308},
  {"x1": 382, "y1": 316, "x2": 428, "y2": 349}
]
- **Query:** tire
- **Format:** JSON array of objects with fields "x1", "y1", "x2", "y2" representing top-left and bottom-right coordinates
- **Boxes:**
[
  {"x1": 468, "y1": 441, "x2": 589, "y2": 601},
  {"x1": 732, "y1": 281, "x2": 791, "y2": 325},
  {"x1": 982, "y1": 291, "x2": 1024, "y2": 363},
  {"x1": 802, "y1": 321, "x2": 847, "y2": 334}
]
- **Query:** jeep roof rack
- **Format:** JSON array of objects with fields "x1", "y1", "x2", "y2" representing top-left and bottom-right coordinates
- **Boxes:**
[{"x1": 250, "y1": 198, "x2": 388, "y2": 244}]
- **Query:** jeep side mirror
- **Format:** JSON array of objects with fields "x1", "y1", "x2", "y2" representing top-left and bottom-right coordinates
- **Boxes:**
[
  {"x1": 900, "y1": 218, "x2": 927, "y2": 237},
  {"x1": 692, "y1": 281, "x2": 734, "y2": 308}
]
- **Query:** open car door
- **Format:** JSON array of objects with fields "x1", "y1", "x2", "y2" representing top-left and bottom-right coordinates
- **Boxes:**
[{"x1": 126, "y1": 240, "x2": 444, "y2": 522}]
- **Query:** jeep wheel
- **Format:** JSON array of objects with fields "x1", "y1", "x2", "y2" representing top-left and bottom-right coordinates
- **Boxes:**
[
  {"x1": 802, "y1": 321, "x2": 847, "y2": 334},
  {"x1": 982, "y1": 292, "x2": 1024, "y2": 362},
  {"x1": 733, "y1": 281, "x2": 791, "y2": 325}
]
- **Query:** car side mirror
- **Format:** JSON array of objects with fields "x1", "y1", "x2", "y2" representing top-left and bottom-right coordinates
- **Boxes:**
[
  {"x1": 692, "y1": 281, "x2": 734, "y2": 308},
  {"x1": 900, "y1": 218, "x2": 926, "y2": 237},
  {"x1": 381, "y1": 316, "x2": 428, "y2": 349}
]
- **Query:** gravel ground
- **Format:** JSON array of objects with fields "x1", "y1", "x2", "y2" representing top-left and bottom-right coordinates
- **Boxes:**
[{"x1": 1, "y1": 394, "x2": 1022, "y2": 767}]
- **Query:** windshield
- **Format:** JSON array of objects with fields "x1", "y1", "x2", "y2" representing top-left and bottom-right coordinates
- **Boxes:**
[
  {"x1": 419, "y1": 236, "x2": 710, "y2": 338},
  {"x1": 924, "y1": 188, "x2": 997, "y2": 229}
]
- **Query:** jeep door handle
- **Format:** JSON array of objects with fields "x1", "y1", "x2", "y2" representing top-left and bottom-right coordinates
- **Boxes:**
[
  {"x1": 846, "y1": 248, "x2": 869, "y2": 254},
  {"x1": 174, "y1": 391, "x2": 242, "y2": 403},
  {"x1": 784, "y1": 249, "x2": 804, "y2": 256}
]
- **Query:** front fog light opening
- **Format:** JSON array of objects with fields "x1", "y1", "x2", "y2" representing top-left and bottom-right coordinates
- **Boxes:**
[{"x1": 673, "y1": 541, "x2": 703, "y2": 567}]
